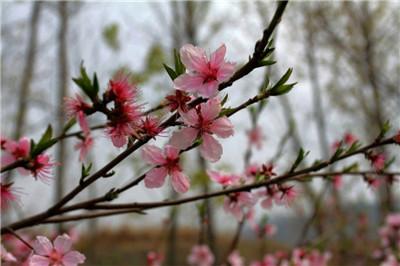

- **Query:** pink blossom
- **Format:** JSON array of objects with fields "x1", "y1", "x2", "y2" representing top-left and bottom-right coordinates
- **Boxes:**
[
  {"x1": 250, "y1": 255, "x2": 277, "y2": 266},
  {"x1": 247, "y1": 126, "x2": 265, "y2": 150},
  {"x1": 1, "y1": 137, "x2": 30, "y2": 166},
  {"x1": 227, "y1": 250, "x2": 244, "y2": 266},
  {"x1": 369, "y1": 153, "x2": 386, "y2": 171},
  {"x1": 1, "y1": 244, "x2": 17, "y2": 262},
  {"x1": 245, "y1": 164, "x2": 259, "y2": 178},
  {"x1": 260, "y1": 163, "x2": 276, "y2": 178},
  {"x1": 277, "y1": 185, "x2": 299, "y2": 207},
  {"x1": 64, "y1": 95, "x2": 91, "y2": 135},
  {"x1": 386, "y1": 213, "x2": 400, "y2": 228},
  {"x1": 1, "y1": 181, "x2": 21, "y2": 210},
  {"x1": 174, "y1": 44, "x2": 235, "y2": 98},
  {"x1": 187, "y1": 245, "x2": 214, "y2": 266},
  {"x1": 106, "y1": 75, "x2": 137, "y2": 104},
  {"x1": 139, "y1": 116, "x2": 163, "y2": 138},
  {"x1": 106, "y1": 103, "x2": 142, "y2": 148},
  {"x1": 147, "y1": 251, "x2": 163, "y2": 266},
  {"x1": 343, "y1": 132, "x2": 357, "y2": 146},
  {"x1": 74, "y1": 136, "x2": 93, "y2": 161},
  {"x1": 28, "y1": 154, "x2": 56, "y2": 183},
  {"x1": 332, "y1": 175, "x2": 342, "y2": 189},
  {"x1": 1, "y1": 135, "x2": 8, "y2": 150},
  {"x1": 224, "y1": 192, "x2": 256, "y2": 220},
  {"x1": 365, "y1": 176, "x2": 381, "y2": 190},
  {"x1": 165, "y1": 90, "x2": 192, "y2": 113},
  {"x1": 30, "y1": 234, "x2": 85, "y2": 266},
  {"x1": 169, "y1": 98, "x2": 234, "y2": 162},
  {"x1": 258, "y1": 185, "x2": 281, "y2": 209},
  {"x1": 142, "y1": 145, "x2": 189, "y2": 193},
  {"x1": 207, "y1": 170, "x2": 239, "y2": 187}
]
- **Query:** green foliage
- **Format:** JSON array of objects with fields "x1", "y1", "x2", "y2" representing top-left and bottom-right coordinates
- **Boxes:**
[
  {"x1": 30, "y1": 125, "x2": 57, "y2": 157},
  {"x1": 72, "y1": 63, "x2": 99, "y2": 100},
  {"x1": 102, "y1": 23, "x2": 120, "y2": 51},
  {"x1": 163, "y1": 49, "x2": 186, "y2": 81},
  {"x1": 80, "y1": 162, "x2": 93, "y2": 184},
  {"x1": 289, "y1": 148, "x2": 310, "y2": 173},
  {"x1": 269, "y1": 68, "x2": 297, "y2": 96}
]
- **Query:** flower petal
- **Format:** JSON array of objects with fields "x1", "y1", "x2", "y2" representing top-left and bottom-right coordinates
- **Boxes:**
[
  {"x1": 180, "y1": 44, "x2": 207, "y2": 72},
  {"x1": 62, "y1": 251, "x2": 86, "y2": 266},
  {"x1": 171, "y1": 170, "x2": 190, "y2": 193},
  {"x1": 174, "y1": 74, "x2": 206, "y2": 93},
  {"x1": 29, "y1": 255, "x2": 51, "y2": 266},
  {"x1": 197, "y1": 81, "x2": 219, "y2": 98},
  {"x1": 164, "y1": 145, "x2": 179, "y2": 160},
  {"x1": 209, "y1": 44, "x2": 226, "y2": 69},
  {"x1": 217, "y1": 62, "x2": 236, "y2": 82},
  {"x1": 169, "y1": 128, "x2": 198, "y2": 150},
  {"x1": 54, "y1": 234, "x2": 72, "y2": 254},
  {"x1": 142, "y1": 145, "x2": 166, "y2": 165},
  {"x1": 200, "y1": 134, "x2": 223, "y2": 162},
  {"x1": 209, "y1": 117, "x2": 234, "y2": 138},
  {"x1": 200, "y1": 98, "x2": 221, "y2": 121},
  {"x1": 33, "y1": 236, "x2": 53, "y2": 256},
  {"x1": 180, "y1": 109, "x2": 198, "y2": 127},
  {"x1": 144, "y1": 167, "x2": 168, "y2": 188},
  {"x1": 110, "y1": 134, "x2": 127, "y2": 148}
]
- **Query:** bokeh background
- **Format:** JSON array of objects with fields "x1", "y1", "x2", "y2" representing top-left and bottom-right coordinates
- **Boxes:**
[{"x1": 1, "y1": 1, "x2": 399, "y2": 265}]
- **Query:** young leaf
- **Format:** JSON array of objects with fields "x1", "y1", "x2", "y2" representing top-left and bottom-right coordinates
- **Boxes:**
[
  {"x1": 174, "y1": 49, "x2": 186, "y2": 76},
  {"x1": 289, "y1": 148, "x2": 310, "y2": 173},
  {"x1": 163, "y1": 63, "x2": 178, "y2": 80}
]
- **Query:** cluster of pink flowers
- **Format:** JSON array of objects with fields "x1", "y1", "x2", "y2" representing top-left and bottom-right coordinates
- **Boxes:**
[
  {"x1": 250, "y1": 249, "x2": 331, "y2": 266},
  {"x1": 332, "y1": 132, "x2": 358, "y2": 150},
  {"x1": 1, "y1": 233, "x2": 85, "y2": 266},
  {"x1": 1, "y1": 137, "x2": 56, "y2": 183},
  {"x1": 146, "y1": 251, "x2": 163, "y2": 266},
  {"x1": 367, "y1": 152, "x2": 386, "y2": 171},
  {"x1": 257, "y1": 184, "x2": 299, "y2": 209},
  {"x1": 142, "y1": 44, "x2": 236, "y2": 194},
  {"x1": 187, "y1": 245, "x2": 215, "y2": 266},
  {"x1": 374, "y1": 213, "x2": 400, "y2": 265}
]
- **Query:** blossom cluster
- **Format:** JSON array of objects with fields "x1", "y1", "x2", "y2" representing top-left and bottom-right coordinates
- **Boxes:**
[
  {"x1": 1, "y1": 233, "x2": 85, "y2": 266},
  {"x1": 374, "y1": 213, "x2": 400, "y2": 266}
]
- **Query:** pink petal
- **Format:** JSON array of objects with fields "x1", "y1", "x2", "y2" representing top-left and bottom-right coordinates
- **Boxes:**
[
  {"x1": 169, "y1": 128, "x2": 198, "y2": 150},
  {"x1": 200, "y1": 134, "x2": 222, "y2": 162},
  {"x1": 111, "y1": 134, "x2": 127, "y2": 148},
  {"x1": 29, "y1": 255, "x2": 51, "y2": 266},
  {"x1": 62, "y1": 251, "x2": 86, "y2": 266},
  {"x1": 77, "y1": 111, "x2": 90, "y2": 136},
  {"x1": 209, "y1": 117, "x2": 234, "y2": 138},
  {"x1": 54, "y1": 234, "x2": 72, "y2": 254},
  {"x1": 164, "y1": 145, "x2": 179, "y2": 160},
  {"x1": 179, "y1": 44, "x2": 208, "y2": 72},
  {"x1": 19, "y1": 137, "x2": 31, "y2": 156},
  {"x1": 142, "y1": 145, "x2": 166, "y2": 165},
  {"x1": 197, "y1": 81, "x2": 219, "y2": 98},
  {"x1": 171, "y1": 170, "x2": 190, "y2": 193},
  {"x1": 1, "y1": 154, "x2": 15, "y2": 166},
  {"x1": 174, "y1": 74, "x2": 205, "y2": 93},
  {"x1": 209, "y1": 44, "x2": 226, "y2": 69},
  {"x1": 144, "y1": 167, "x2": 168, "y2": 188},
  {"x1": 33, "y1": 236, "x2": 53, "y2": 256},
  {"x1": 207, "y1": 170, "x2": 222, "y2": 183},
  {"x1": 217, "y1": 62, "x2": 236, "y2": 82},
  {"x1": 200, "y1": 98, "x2": 221, "y2": 121},
  {"x1": 180, "y1": 109, "x2": 199, "y2": 127}
]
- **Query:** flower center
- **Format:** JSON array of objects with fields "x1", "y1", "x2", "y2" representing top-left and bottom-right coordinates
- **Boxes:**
[{"x1": 49, "y1": 249, "x2": 63, "y2": 264}]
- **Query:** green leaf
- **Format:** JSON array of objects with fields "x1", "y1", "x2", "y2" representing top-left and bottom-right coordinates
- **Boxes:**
[
  {"x1": 331, "y1": 143, "x2": 345, "y2": 161},
  {"x1": 80, "y1": 162, "x2": 93, "y2": 184},
  {"x1": 342, "y1": 163, "x2": 359, "y2": 172},
  {"x1": 72, "y1": 63, "x2": 98, "y2": 100},
  {"x1": 62, "y1": 117, "x2": 77, "y2": 134},
  {"x1": 268, "y1": 68, "x2": 296, "y2": 96},
  {"x1": 174, "y1": 49, "x2": 185, "y2": 76},
  {"x1": 163, "y1": 63, "x2": 178, "y2": 80},
  {"x1": 30, "y1": 125, "x2": 57, "y2": 157},
  {"x1": 258, "y1": 60, "x2": 276, "y2": 67},
  {"x1": 376, "y1": 120, "x2": 391, "y2": 141},
  {"x1": 289, "y1": 148, "x2": 310, "y2": 173},
  {"x1": 221, "y1": 94, "x2": 229, "y2": 106},
  {"x1": 345, "y1": 141, "x2": 362, "y2": 154},
  {"x1": 102, "y1": 23, "x2": 120, "y2": 51}
]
